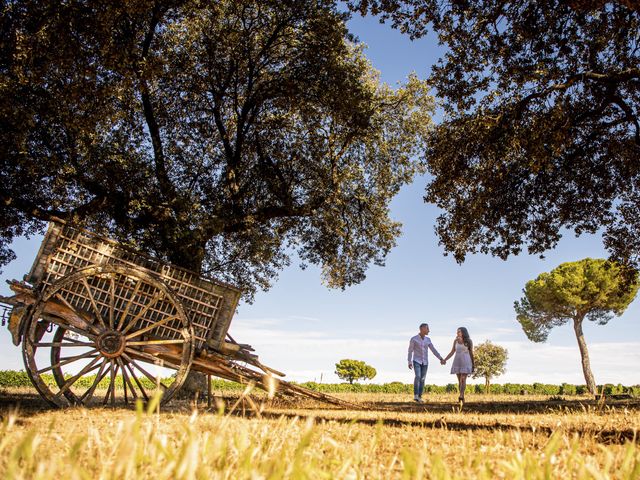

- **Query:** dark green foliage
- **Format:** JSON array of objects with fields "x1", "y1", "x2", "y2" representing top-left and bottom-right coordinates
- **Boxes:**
[
  {"x1": 0, "y1": 370, "x2": 33, "y2": 388},
  {"x1": 628, "y1": 385, "x2": 640, "y2": 396},
  {"x1": 294, "y1": 382, "x2": 609, "y2": 395},
  {"x1": 601, "y1": 383, "x2": 626, "y2": 395},
  {"x1": 0, "y1": 370, "x2": 165, "y2": 389},
  {"x1": 424, "y1": 384, "x2": 447, "y2": 394},
  {"x1": 532, "y1": 383, "x2": 561, "y2": 396},
  {"x1": 576, "y1": 385, "x2": 589, "y2": 395},
  {"x1": 516, "y1": 259, "x2": 639, "y2": 342},
  {"x1": 501, "y1": 384, "x2": 528, "y2": 395},
  {"x1": 2, "y1": 371, "x2": 635, "y2": 395},
  {"x1": 445, "y1": 383, "x2": 458, "y2": 393},
  {"x1": 515, "y1": 258, "x2": 638, "y2": 394},
  {"x1": 347, "y1": 1, "x2": 640, "y2": 268},
  {"x1": 0, "y1": 0, "x2": 432, "y2": 298}
]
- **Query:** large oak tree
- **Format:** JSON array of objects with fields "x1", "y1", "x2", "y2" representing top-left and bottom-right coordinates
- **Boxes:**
[
  {"x1": 0, "y1": 0, "x2": 433, "y2": 299},
  {"x1": 348, "y1": 1, "x2": 640, "y2": 267}
]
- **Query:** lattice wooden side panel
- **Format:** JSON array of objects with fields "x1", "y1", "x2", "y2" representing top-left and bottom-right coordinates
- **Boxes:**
[{"x1": 27, "y1": 223, "x2": 241, "y2": 349}]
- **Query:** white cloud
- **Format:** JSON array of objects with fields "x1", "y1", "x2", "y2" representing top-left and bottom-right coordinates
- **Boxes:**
[
  {"x1": 229, "y1": 318, "x2": 640, "y2": 385},
  {"x1": 1, "y1": 313, "x2": 636, "y2": 386}
]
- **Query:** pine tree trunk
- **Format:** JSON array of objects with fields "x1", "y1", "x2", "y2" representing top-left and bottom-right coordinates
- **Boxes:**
[{"x1": 573, "y1": 316, "x2": 597, "y2": 396}]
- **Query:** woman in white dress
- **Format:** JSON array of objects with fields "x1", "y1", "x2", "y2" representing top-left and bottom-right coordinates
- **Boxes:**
[{"x1": 443, "y1": 327, "x2": 475, "y2": 402}]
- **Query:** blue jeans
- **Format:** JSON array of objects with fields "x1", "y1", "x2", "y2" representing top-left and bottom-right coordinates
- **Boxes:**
[{"x1": 413, "y1": 361, "x2": 428, "y2": 397}]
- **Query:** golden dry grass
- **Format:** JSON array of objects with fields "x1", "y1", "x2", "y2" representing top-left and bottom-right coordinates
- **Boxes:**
[{"x1": 0, "y1": 387, "x2": 638, "y2": 479}]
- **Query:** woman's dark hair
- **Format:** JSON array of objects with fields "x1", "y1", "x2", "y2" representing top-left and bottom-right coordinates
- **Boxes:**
[{"x1": 458, "y1": 327, "x2": 472, "y2": 349}]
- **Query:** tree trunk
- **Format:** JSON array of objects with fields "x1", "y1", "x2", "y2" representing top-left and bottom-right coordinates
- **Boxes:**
[
  {"x1": 573, "y1": 316, "x2": 597, "y2": 395},
  {"x1": 176, "y1": 370, "x2": 209, "y2": 400},
  {"x1": 485, "y1": 376, "x2": 490, "y2": 394},
  {"x1": 168, "y1": 239, "x2": 210, "y2": 399}
]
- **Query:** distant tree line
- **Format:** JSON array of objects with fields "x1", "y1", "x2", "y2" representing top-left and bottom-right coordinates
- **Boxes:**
[
  {"x1": 1, "y1": 371, "x2": 637, "y2": 396},
  {"x1": 297, "y1": 381, "x2": 639, "y2": 396}
]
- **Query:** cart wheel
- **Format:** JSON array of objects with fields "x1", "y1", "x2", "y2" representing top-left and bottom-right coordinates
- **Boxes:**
[{"x1": 22, "y1": 265, "x2": 194, "y2": 408}]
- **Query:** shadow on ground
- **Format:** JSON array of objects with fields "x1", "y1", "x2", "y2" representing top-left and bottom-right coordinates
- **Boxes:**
[
  {"x1": 369, "y1": 397, "x2": 640, "y2": 414},
  {"x1": 1, "y1": 389, "x2": 638, "y2": 445}
]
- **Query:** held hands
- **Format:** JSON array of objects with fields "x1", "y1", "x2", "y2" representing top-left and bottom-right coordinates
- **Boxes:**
[{"x1": 440, "y1": 359, "x2": 446, "y2": 365}]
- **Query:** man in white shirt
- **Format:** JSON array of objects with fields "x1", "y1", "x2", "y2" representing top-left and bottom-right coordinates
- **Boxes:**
[{"x1": 408, "y1": 323, "x2": 445, "y2": 402}]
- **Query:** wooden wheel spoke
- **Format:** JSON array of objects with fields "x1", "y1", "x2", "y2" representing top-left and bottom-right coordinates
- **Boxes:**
[
  {"x1": 124, "y1": 361, "x2": 149, "y2": 401},
  {"x1": 118, "y1": 359, "x2": 128, "y2": 404},
  {"x1": 116, "y1": 279, "x2": 142, "y2": 331},
  {"x1": 118, "y1": 358, "x2": 137, "y2": 404},
  {"x1": 53, "y1": 293, "x2": 101, "y2": 335},
  {"x1": 111, "y1": 361, "x2": 119, "y2": 406},
  {"x1": 54, "y1": 322, "x2": 98, "y2": 340},
  {"x1": 122, "y1": 366, "x2": 128, "y2": 404},
  {"x1": 33, "y1": 341, "x2": 95, "y2": 348},
  {"x1": 125, "y1": 315, "x2": 179, "y2": 340},
  {"x1": 103, "y1": 360, "x2": 118, "y2": 406},
  {"x1": 80, "y1": 278, "x2": 107, "y2": 329},
  {"x1": 79, "y1": 360, "x2": 109, "y2": 403},
  {"x1": 124, "y1": 347, "x2": 182, "y2": 371},
  {"x1": 126, "y1": 339, "x2": 185, "y2": 346},
  {"x1": 53, "y1": 292, "x2": 78, "y2": 312},
  {"x1": 60, "y1": 353, "x2": 99, "y2": 361},
  {"x1": 61, "y1": 335, "x2": 86, "y2": 344},
  {"x1": 121, "y1": 353, "x2": 168, "y2": 391},
  {"x1": 121, "y1": 291, "x2": 166, "y2": 334},
  {"x1": 37, "y1": 349, "x2": 99, "y2": 374},
  {"x1": 54, "y1": 356, "x2": 103, "y2": 398}
]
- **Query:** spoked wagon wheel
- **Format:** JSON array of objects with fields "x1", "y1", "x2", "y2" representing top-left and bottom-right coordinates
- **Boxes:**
[{"x1": 22, "y1": 265, "x2": 194, "y2": 408}]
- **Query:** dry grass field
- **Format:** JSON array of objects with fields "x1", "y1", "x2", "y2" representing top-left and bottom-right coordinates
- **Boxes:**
[{"x1": 0, "y1": 387, "x2": 639, "y2": 479}]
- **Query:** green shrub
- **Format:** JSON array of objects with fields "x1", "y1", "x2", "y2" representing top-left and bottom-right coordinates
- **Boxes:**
[
  {"x1": 0, "y1": 370, "x2": 33, "y2": 388},
  {"x1": 424, "y1": 384, "x2": 446, "y2": 394},
  {"x1": 601, "y1": 384, "x2": 626, "y2": 395},
  {"x1": 0, "y1": 371, "x2": 634, "y2": 397},
  {"x1": 445, "y1": 383, "x2": 458, "y2": 393},
  {"x1": 489, "y1": 384, "x2": 503, "y2": 394},
  {"x1": 383, "y1": 382, "x2": 411, "y2": 394},
  {"x1": 0, "y1": 370, "x2": 170, "y2": 391},
  {"x1": 210, "y1": 379, "x2": 246, "y2": 391},
  {"x1": 531, "y1": 383, "x2": 561, "y2": 395},
  {"x1": 628, "y1": 385, "x2": 640, "y2": 397},
  {"x1": 502, "y1": 383, "x2": 524, "y2": 395}
]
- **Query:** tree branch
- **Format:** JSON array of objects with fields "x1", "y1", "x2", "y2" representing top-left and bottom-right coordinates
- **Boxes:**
[
  {"x1": 220, "y1": 201, "x2": 325, "y2": 234},
  {"x1": 609, "y1": 93, "x2": 640, "y2": 145},
  {"x1": 138, "y1": 3, "x2": 177, "y2": 203},
  {"x1": 0, "y1": 191, "x2": 108, "y2": 224}
]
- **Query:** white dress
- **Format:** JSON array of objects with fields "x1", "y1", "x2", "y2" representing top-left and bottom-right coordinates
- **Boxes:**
[{"x1": 450, "y1": 341, "x2": 473, "y2": 374}]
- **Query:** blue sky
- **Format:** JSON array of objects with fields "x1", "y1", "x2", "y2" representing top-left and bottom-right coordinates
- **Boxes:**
[{"x1": 1, "y1": 13, "x2": 639, "y2": 387}]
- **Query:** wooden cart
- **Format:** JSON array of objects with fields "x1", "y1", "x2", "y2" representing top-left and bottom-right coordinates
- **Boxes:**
[{"x1": 1, "y1": 222, "x2": 352, "y2": 408}]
